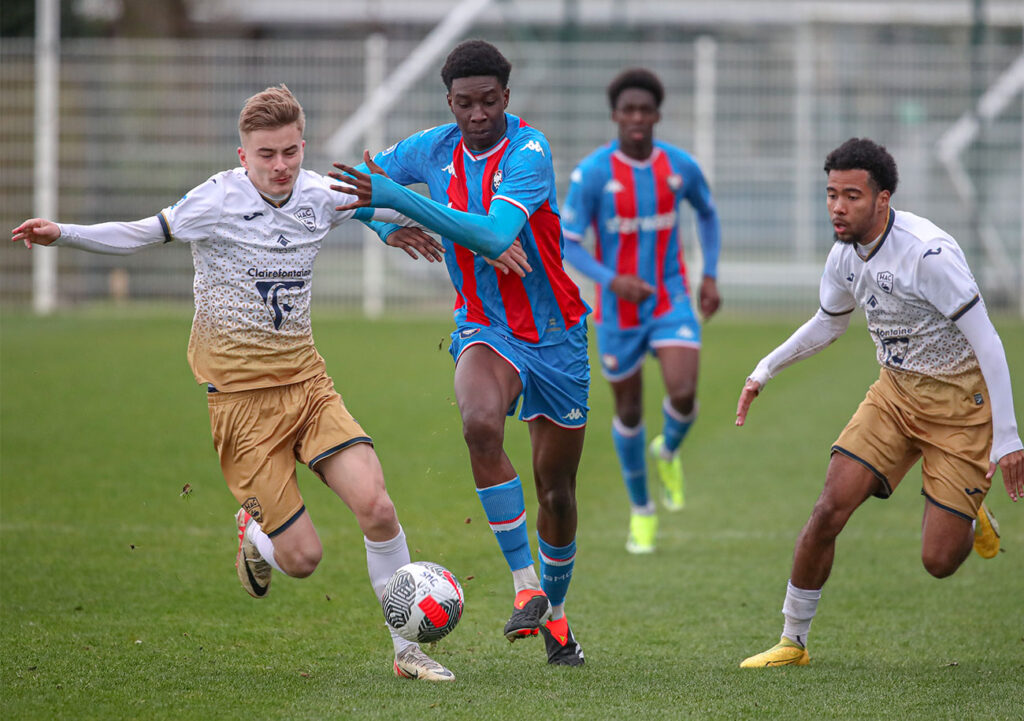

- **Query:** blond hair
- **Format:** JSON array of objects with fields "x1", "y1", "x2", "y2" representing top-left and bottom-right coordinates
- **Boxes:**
[{"x1": 238, "y1": 84, "x2": 305, "y2": 140}]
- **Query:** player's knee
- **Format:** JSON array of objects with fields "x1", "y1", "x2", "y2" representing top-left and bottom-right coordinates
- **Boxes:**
[
  {"x1": 461, "y1": 412, "x2": 505, "y2": 457},
  {"x1": 921, "y1": 549, "x2": 962, "y2": 579},
  {"x1": 537, "y1": 484, "x2": 576, "y2": 519},
  {"x1": 807, "y1": 496, "x2": 852, "y2": 539},
  {"x1": 277, "y1": 544, "x2": 322, "y2": 578},
  {"x1": 616, "y1": 403, "x2": 643, "y2": 429},
  {"x1": 666, "y1": 387, "x2": 696, "y2": 416},
  {"x1": 358, "y1": 494, "x2": 399, "y2": 538}
]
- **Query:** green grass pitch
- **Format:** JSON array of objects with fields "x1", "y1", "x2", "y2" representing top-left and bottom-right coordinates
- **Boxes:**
[{"x1": 2, "y1": 308, "x2": 1022, "y2": 720}]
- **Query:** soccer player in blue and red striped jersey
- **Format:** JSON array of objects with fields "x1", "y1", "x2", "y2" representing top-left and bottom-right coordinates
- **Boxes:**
[
  {"x1": 331, "y1": 40, "x2": 589, "y2": 666},
  {"x1": 561, "y1": 68, "x2": 722, "y2": 554}
]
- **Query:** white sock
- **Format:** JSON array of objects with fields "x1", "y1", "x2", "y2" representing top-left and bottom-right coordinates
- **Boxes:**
[
  {"x1": 512, "y1": 565, "x2": 541, "y2": 594},
  {"x1": 550, "y1": 603, "x2": 565, "y2": 621},
  {"x1": 246, "y1": 521, "x2": 285, "y2": 574},
  {"x1": 364, "y1": 526, "x2": 415, "y2": 654},
  {"x1": 781, "y1": 580, "x2": 821, "y2": 648}
]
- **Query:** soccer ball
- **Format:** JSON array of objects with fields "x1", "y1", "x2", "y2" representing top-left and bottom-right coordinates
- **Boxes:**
[{"x1": 381, "y1": 561, "x2": 464, "y2": 643}]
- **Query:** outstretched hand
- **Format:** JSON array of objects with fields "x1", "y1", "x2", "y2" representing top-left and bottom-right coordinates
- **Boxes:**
[
  {"x1": 483, "y1": 238, "x2": 532, "y2": 278},
  {"x1": 386, "y1": 227, "x2": 444, "y2": 263},
  {"x1": 11, "y1": 218, "x2": 61, "y2": 248},
  {"x1": 329, "y1": 150, "x2": 386, "y2": 211},
  {"x1": 735, "y1": 378, "x2": 762, "y2": 427},
  {"x1": 988, "y1": 448, "x2": 1024, "y2": 502}
]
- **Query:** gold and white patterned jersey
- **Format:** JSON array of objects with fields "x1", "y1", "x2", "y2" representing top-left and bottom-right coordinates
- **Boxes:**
[
  {"x1": 158, "y1": 167, "x2": 378, "y2": 392},
  {"x1": 819, "y1": 209, "x2": 981, "y2": 380}
]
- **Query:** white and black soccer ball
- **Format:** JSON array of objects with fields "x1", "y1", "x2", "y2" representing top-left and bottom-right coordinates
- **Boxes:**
[{"x1": 381, "y1": 561, "x2": 464, "y2": 643}]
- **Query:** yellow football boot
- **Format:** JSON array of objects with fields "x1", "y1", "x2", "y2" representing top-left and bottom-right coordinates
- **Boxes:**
[
  {"x1": 740, "y1": 636, "x2": 810, "y2": 668},
  {"x1": 625, "y1": 512, "x2": 657, "y2": 554},
  {"x1": 973, "y1": 503, "x2": 1000, "y2": 559},
  {"x1": 649, "y1": 435, "x2": 685, "y2": 511}
]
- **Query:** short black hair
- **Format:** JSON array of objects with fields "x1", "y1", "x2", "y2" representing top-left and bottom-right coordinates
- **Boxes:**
[
  {"x1": 823, "y1": 138, "x2": 899, "y2": 194},
  {"x1": 441, "y1": 40, "x2": 512, "y2": 90},
  {"x1": 607, "y1": 68, "x2": 664, "y2": 110}
]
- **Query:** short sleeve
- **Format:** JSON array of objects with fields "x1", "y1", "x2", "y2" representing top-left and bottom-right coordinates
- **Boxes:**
[
  {"x1": 374, "y1": 127, "x2": 444, "y2": 187},
  {"x1": 160, "y1": 175, "x2": 224, "y2": 244},
  {"x1": 916, "y1": 239, "x2": 981, "y2": 319},
  {"x1": 491, "y1": 133, "x2": 554, "y2": 217},
  {"x1": 819, "y1": 244, "x2": 856, "y2": 315}
]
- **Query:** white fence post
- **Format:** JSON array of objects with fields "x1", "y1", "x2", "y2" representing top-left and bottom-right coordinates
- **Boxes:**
[
  {"x1": 362, "y1": 34, "x2": 387, "y2": 319},
  {"x1": 33, "y1": 0, "x2": 59, "y2": 315}
]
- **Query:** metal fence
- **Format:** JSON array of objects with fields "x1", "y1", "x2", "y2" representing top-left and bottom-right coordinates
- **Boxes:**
[{"x1": 2, "y1": 25, "x2": 1022, "y2": 313}]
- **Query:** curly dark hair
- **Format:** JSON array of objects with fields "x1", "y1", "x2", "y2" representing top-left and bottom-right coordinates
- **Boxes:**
[
  {"x1": 607, "y1": 68, "x2": 664, "y2": 110},
  {"x1": 823, "y1": 138, "x2": 899, "y2": 194},
  {"x1": 441, "y1": 40, "x2": 512, "y2": 90}
]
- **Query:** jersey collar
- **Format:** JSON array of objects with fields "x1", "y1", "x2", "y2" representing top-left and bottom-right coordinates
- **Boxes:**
[
  {"x1": 461, "y1": 136, "x2": 510, "y2": 162},
  {"x1": 611, "y1": 145, "x2": 662, "y2": 169},
  {"x1": 857, "y1": 208, "x2": 895, "y2": 263}
]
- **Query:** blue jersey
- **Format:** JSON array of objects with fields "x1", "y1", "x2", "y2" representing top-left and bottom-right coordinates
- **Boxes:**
[
  {"x1": 373, "y1": 114, "x2": 588, "y2": 346},
  {"x1": 561, "y1": 140, "x2": 719, "y2": 329}
]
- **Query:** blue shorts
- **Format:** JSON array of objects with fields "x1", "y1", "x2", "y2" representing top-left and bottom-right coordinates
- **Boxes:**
[
  {"x1": 596, "y1": 301, "x2": 701, "y2": 382},
  {"x1": 448, "y1": 323, "x2": 590, "y2": 428}
]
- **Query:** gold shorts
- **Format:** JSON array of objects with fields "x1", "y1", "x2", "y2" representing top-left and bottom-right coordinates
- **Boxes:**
[
  {"x1": 207, "y1": 371, "x2": 371, "y2": 535},
  {"x1": 832, "y1": 367, "x2": 992, "y2": 520}
]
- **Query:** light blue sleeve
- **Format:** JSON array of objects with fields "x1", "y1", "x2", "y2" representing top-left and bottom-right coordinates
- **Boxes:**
[
  {"x1": 680, "y1": 155, "x2": 721, "y2": 279},
  {"x1": 369, "y1": 174, "x2": 524, "y2": 259},
  {"x1": 564, "y1": 236, "x2": 615, "y2": 285}
]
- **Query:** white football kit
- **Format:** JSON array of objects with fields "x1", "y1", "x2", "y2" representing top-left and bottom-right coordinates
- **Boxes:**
[
  {"x1": 57, "y1": 167, "x2": 411, "y2": 392},
  {"x1": 750, "y1": 208, "x2": 1021, "y2": 464}
]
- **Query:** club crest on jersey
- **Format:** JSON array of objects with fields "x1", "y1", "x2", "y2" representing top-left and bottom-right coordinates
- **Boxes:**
[
  {"x1": 256, "y1": 280, "x2": 304, "y2": 330},
  {"x1": 601, "y1": 353, "x2": 619, "y2": 372},
  {"x1": 242, "y1": 496, "x2": 263, "y2": 522},
  {"x1": 876, "y1": 271, "x2": 894, "y2": 294},
  {"x1": 294, "y1": 206, "x2": 316, "y2": 232},
  {"x1": 667, "y1": 174, "x2": 683, "y2": 191},
  {"x1": 492, "y1": 169, "x2": 503, "y2": 191}
]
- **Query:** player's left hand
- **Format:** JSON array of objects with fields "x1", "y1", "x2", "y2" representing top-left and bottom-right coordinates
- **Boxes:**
[
  {"x1": 735, "y1": 378, "x2": 761, "y2": 427},
  {"x1": 330, "y1": 150, "x2": 387, "y2": 210},
  {"x1": 386, "y1": 227, "x2": 444, "y2": 263},
  {"x1": 700, "y1": 276, "x2": 721, "y2": 319},
  {"x1": 483, "y1": 239, "x2": 532, "y2": 278},
  {"x1": 988, "y1": 448, "x2": 1024, "y2": 502}
]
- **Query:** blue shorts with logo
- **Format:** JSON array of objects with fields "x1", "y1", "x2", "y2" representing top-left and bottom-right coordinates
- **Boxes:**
[
  {"x1": 448, "y1": 322, "x2": 590, "y2": 428},
  {"x1": 596, "y1": 301, "x2": 701, "y2": 381}
]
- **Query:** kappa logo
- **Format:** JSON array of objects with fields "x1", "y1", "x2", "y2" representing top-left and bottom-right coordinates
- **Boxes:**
[
  {"x1": 294, "y1": 206, "x2": 316, "y2": 232},
  {"x1": 603, "y1": 179, "x2": 625, "y2": 194},
  {"x1": 243, "y1": 211, "x2": 264, "y2": 221},
  {"x1": 492, "y1": 169, "x2": 503, "y2": 191},
  {"x1": 876, "y1": 271, "x2": 894, "y2": 294},
  {"x1": 562, "y1": 408, "x2": 584, "y2": 421},
  {"x1": 924, "y1": 247, "x2": 942, "y2": 258},
  {"x1": 256, "y1": 279, "x2": 304, "y2": 330},
  {"x1": 523, "y1": 140, "x2": 545, "y2": 156},
  {"x1": 570, "y1": 168, "x2": 583, "y2": 183},
  {"x1": 242, "y1": 496, "x2": 263, "y2": 522},
  {"x1": 442, "y1": 162, "x2": 456, "y2": 176},
  {"x1": 676, "y1": 325, "x2": 696, "y2": 339},
  {"x1": 382, "y1": 142, "x2": 398, "y2": 156}
]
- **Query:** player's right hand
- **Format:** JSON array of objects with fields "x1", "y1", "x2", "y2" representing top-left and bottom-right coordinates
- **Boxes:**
[
  {"x1": 735, "y1": 378, "x2": 762, "y2": 427},
  {"x1": 989, "y1": 448, "x2": 1024, "y2": 502},
  {"x1": 11, "y1": 218, "x2": 60, "y2": 248},
  {"x1": 609, "y1": 274, "x2": 655, "y2": 304}
]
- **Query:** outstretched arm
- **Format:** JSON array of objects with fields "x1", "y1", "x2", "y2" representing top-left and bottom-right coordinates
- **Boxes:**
[
  {"x1": 955, "y1": 302, "x2": 1024, "y2": 500},
  {"x1": 330, "y1": 152, "x2": 530, "y2": 273},
  {"x1": 13, "y1": 217, "x2": 166, "y2": 254},
  {"x1": 735, "y1": 307, "x2": 852, "y2": 426}
]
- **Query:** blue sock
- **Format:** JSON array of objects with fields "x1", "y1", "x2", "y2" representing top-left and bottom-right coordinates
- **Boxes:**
[
  {"x1": 537, "y1": 535, "x2": 576, "y2": 608},
  {"x1": 662, "y1": 398, "x2": 697, "y2": 455},
  {"x1": 612, "y1": 416, "x2": 648, "y2": 507},
  {"x1": 476, "y1": 477, "x2": 534, "y2": 572}
]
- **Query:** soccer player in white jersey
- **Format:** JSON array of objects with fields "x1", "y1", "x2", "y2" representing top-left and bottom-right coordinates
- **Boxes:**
[
  {"x1": 733, "y1": 137, "x2": 1023, "y2": 667},
  {"x1": 11, "y1": 85, "x2": 457, "y2": 681}
]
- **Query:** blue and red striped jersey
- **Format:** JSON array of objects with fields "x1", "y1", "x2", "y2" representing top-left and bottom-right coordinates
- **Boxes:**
[
  {"x1": 561, "y1": 141, "x2": 719, "y2": 329},
  {"x1": 373, "y1": 114, "x2": 588, "y2": 346}
]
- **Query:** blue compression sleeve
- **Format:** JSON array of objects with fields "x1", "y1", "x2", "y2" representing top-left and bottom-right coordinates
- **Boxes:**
[
  {"x1": 696, "y1": 207, "x2": 721, "y2": 279},
  {"x1": 359, "y1": 218, "x2": 402, "y2": 242},
  {"x1": 368, "y1": 174, "x2": 522, "y2": 259},
  {"x1": 564, "y1": 237, "x2": 616, "y2": 286}
]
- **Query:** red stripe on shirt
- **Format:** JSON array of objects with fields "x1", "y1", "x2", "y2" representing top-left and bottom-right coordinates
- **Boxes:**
[
  {"x1": 482, "y1": 146, "x2": 540, "y2": 342},
  {"x1": 611, "y1": 155, "x2": 639, "y2": 328},
  {"x1": 448, "y1": 144, "x2": 489, "y2": 326},
  {"x1": 532, "y1": 202, "x2": 587, "y2": 332},
  {"x1": 591, "y1": 218, "x2": 604, "y2": 323},
  {"x1": 652, "y1": 151, "x2": 677, "y2": 317}
]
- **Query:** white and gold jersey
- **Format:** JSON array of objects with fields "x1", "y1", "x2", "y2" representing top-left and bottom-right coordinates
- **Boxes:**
[
  {"x1": 159, "y1": 167, "x2": 366, "y2": 392},
  {"x1": 819, "y1": 209, "x2": 981, "y2": 380}
]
